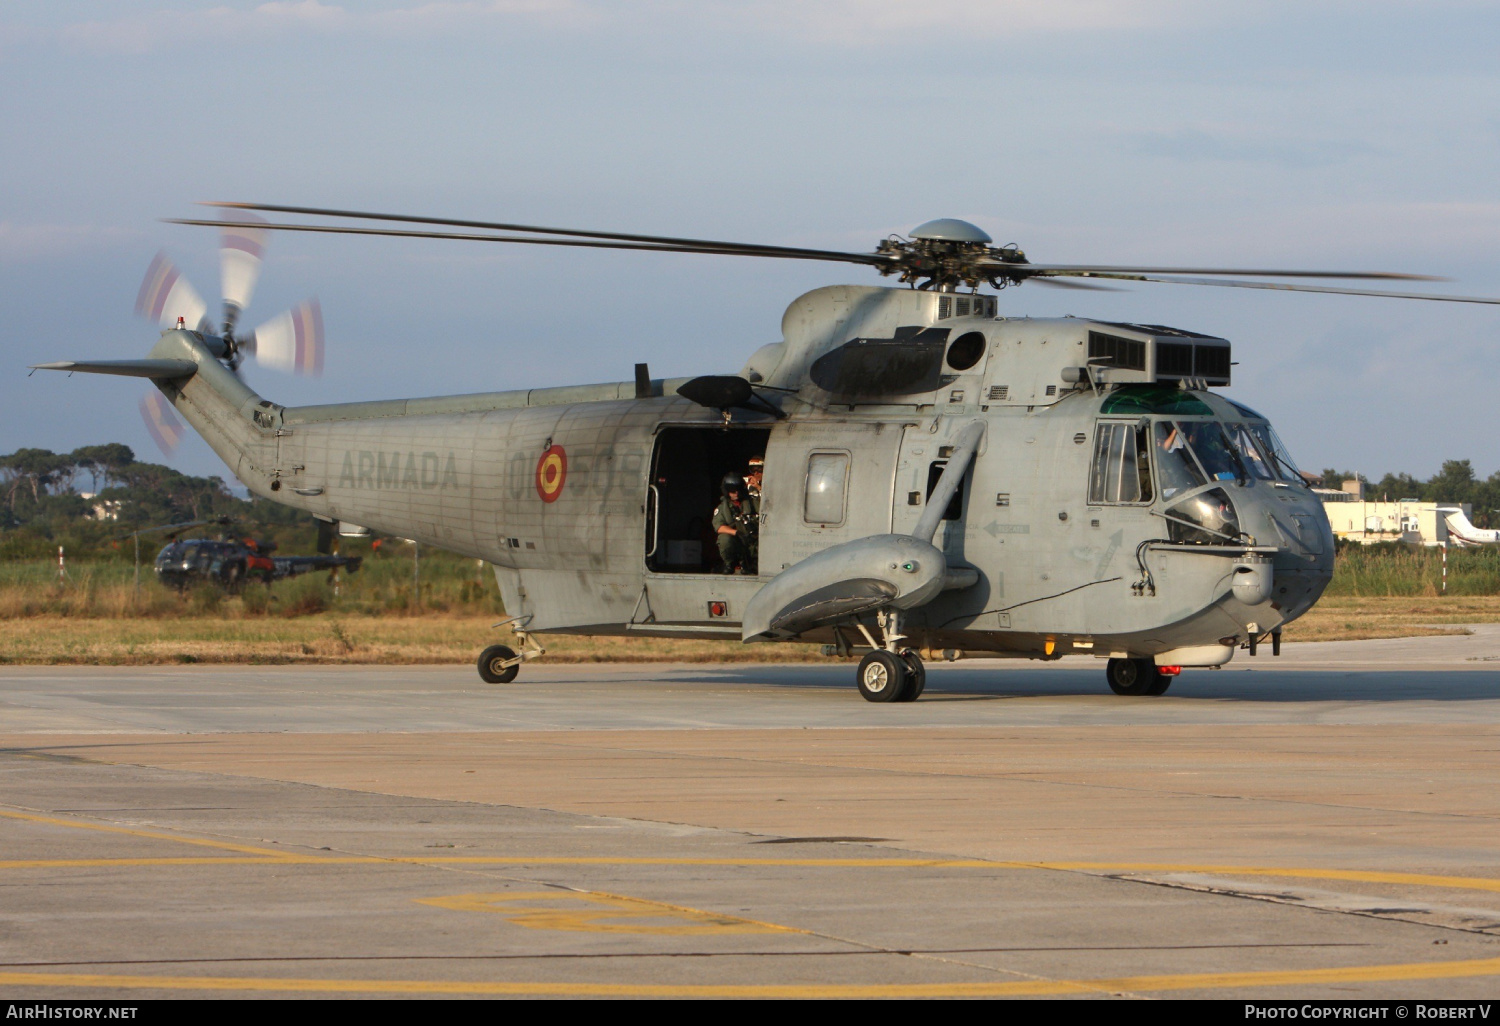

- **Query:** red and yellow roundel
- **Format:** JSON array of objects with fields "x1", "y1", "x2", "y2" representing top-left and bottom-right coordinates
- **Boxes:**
[{"x1": 535, "y1": 444, "x2": 567, "y2": 503}]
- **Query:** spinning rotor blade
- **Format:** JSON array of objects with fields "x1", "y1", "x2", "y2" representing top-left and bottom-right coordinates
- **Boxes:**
[
  {"x1": 170, "y1": 204, "x2": 1493, "y2": 299},
  {"x1": 168, "y1": 218, "x2": 889, "y2": 266},
  {"x1": 219, "y1": 214, "x2": 268, "y2": 332},
  {"x1": 194, "y1": 204, "x2": 1439, "y2": 282},
  {"x1": 139, "y1": 391, "x2": 186, "y2": 457},
  {"x1": 244, "y1": 299, "x2": 323, "y2": 376},
  {"x1": 988, "y1": 262, "x2": 1440, "y2": 282},
  {"x1": 1031, "y1": 270, "x2": 1500, "y2": 305},
  {"x1": 199, "y1": 201, "x2": 890, "y2": 264},
  {"x1": 1029, "y1": 278, "x2": 1123, "y2": 292},
  {"x1": 135, "y1": 253, "x2": 209, "y2": 331}
]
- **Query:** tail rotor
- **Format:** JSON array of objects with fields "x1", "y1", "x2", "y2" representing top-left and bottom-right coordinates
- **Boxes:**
[
  {"x1": 217, "y1": 215, "x2": 268, "y2": 344},
  {"x1": 133, "y1": 215, "x2": 325, "y2": 455},
  {"x1": 133, "y1": 216, "x2": 324, "y2": 379},
  {"x1": 139, "y1": 391, "x2": 186, "y2": 457}
]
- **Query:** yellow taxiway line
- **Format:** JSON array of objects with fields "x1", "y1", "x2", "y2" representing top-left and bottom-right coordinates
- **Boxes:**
[
  {"x1": 6, "y1": 955, "x2": 1500, "y2": 997},
  {"x1": 2, "y1": 849, "x2": 1499, "y2": 899}
]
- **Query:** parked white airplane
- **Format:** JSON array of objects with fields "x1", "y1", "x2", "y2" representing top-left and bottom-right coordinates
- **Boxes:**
[{"x1": 1440, "y1": 507, "x2": 1500, "y2": 547}]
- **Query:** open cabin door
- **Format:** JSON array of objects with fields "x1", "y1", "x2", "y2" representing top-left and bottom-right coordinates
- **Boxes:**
[
  {"x1": 645, "y1": 425, "x2": 772, "y2": 575},
  {"x1": 758, "y1": 420, "x2": 904, "y2": 577}
]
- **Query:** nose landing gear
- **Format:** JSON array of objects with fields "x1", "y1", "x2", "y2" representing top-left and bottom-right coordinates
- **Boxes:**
[
  {"x1": 1106, "y1": 657, "x2": 1173, "y2": 696},
  {"x1": 853, "y1": 610, "x2": 926, "y2": 702}
]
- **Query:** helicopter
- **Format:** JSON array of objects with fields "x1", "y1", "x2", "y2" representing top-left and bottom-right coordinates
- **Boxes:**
[
  {"x1": 153, "y1": 533, "x2": 361, "y2": 592},
  {"x1": 32, "y1": 203, "x2": 1500, "y2": 701},
  {"x1": 125, "y1": 516, "x2": 362, "y2": 592}
]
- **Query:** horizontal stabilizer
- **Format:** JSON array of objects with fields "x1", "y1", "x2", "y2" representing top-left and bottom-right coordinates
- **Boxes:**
[{"x1": 30, "y1": 359, "x2": 198, "y2": 379}]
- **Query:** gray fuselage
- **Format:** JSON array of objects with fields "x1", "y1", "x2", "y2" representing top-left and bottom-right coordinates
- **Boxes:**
[{"x1": 146, "y1": 283, "x2": 1333, "y2": 665}]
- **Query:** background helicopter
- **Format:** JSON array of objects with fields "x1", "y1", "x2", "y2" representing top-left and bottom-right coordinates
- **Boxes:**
[
  {"x1": 33, "y1": 204, "x2": 1500, "y2": 701},
  {"x1": 124, "y1": 516, "x2": 361, "y2": 593}
]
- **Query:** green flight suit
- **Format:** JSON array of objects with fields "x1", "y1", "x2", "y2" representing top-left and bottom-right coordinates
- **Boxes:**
[{"x1": 712, "y1": 493, "x2": 760, "y2": 573}]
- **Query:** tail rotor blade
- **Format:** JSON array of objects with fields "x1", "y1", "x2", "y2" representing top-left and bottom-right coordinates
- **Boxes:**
[
  {"x1": 135, "y1": 253, "x2": 210, "y2": 332},
  {"x1": 140, "y1": 391, "x2": 186, "y2": 457},
  {"x1": 246, "y1": 299, "x2": 323, "y2": 375},
  {"x1": 219, "y1": 214, "x2": 268, "y2": 334}
]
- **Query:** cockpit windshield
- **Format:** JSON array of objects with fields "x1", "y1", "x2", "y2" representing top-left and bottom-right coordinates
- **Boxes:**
[
  {"x1": 1227, "y1": 400, "x2": 1305, "y2": 483},
  {"x1": 1224, "y1": 422, "x2": 1275, "y2": 481},
  {"x1": 1154, "y1": 420, "x2": 1249, "y2": 498}
]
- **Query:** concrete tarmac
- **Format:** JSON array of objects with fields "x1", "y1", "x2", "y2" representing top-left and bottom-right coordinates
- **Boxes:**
[{"x1": 2, "y1": 629, "x2": 1500, "y2": 999}]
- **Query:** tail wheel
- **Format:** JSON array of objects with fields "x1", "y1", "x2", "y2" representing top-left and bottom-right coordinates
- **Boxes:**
[
  {"x1": 1106, "y1": 657, "x2": 1163, "y2": 696},
  {"x1": 895, "y1": 650, "x2": 926, "y2": 702},
  {"x1": 478, "y1": 644, "x2": 520, "y2": 684},
  {"x1": 857, "y1": 650, "x2": 907, "y2": 703}
]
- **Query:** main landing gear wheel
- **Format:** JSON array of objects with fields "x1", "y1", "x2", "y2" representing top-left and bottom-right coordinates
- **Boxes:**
[
  {"x1": 857, "y1": 650, "x2": 908, "y2": 703},
  {"x1": 478, "y1": 644, "x2": 520, "y2": 684},
  {"x1": 896, "y1": 650, "x2": 926, "y2": 702},
  {"x1": 1106, "y1": 657, "x2": 1165, "y2": 696}
]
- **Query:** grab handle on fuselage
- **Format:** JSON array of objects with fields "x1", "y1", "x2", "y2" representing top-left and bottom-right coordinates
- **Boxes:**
[
  {"x1": 645, "y1": 483, "x2": 661, "y2": 558},
  {"x1": 911, "y1": 419, "x2": 986, "y2": 544}
]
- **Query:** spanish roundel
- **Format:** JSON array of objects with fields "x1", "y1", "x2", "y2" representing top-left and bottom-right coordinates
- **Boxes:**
[{"x1": 535, "y1": 445, "x2": 567, "y2": 503}]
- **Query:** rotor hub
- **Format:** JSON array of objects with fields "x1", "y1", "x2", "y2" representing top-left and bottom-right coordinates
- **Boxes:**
[{"x1": 877, "y1": 222, "x2": 1028, "y2": 291}]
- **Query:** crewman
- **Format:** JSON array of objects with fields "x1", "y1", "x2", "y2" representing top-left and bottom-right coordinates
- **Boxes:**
[
  {"x1": 712, "y1": 472, "x2": 759, "y2": 574},
  {"x1": 745, "y1": 456, "x2": 764, "y2": 499}
]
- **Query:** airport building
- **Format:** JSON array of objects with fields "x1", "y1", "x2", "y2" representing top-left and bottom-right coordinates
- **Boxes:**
[{"x1": 1315, "y1": 479, "x2": 1481, "y2": 546}]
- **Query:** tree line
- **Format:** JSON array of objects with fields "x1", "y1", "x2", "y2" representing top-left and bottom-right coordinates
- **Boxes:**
[{"x1": 0, "y1": 444, "x2": 310, "y2": 560}]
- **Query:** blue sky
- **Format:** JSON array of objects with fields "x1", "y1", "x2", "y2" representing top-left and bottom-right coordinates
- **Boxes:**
[{"x1": 4, "y1": 1, "x2": 1498, "y2": 482}]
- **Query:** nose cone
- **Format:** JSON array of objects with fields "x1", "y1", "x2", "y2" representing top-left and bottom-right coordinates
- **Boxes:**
[{"x1": 909, "y1": 218, "x2": 992, "y2": 244}]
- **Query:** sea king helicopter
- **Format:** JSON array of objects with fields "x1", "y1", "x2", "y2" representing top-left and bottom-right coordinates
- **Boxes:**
[{"x1": 33, "y1": 203, "x2": 1500, "y2": 700}]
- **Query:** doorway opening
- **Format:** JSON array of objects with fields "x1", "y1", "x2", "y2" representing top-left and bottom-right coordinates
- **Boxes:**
[{"x1": 647, "y1": 426, "x2": 771, "y2": 574}]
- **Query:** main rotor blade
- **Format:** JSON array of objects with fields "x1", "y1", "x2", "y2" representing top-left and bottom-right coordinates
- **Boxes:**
[
  {"x1": 201, "y1": 202, "x2": 886, "y2": 264},
  {"x1": 1004, "y1": 263, "x2": 1442, "y2": 282},
  {"x1": 1029, "y1": 278, "x2": 1123, "y2": 292},
  {"x1": 167, "y1": 219, "x2": 891, "y2": 266},
  {"x1": 1034, "y1": 270, "x2": 1500, "y2": 304}
]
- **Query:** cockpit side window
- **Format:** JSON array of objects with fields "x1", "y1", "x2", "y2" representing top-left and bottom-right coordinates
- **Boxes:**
[{"x1": 1088, "y1": 422, "x2": 1153, "y2": 504}]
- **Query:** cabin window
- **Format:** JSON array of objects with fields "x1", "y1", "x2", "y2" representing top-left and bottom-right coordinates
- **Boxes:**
[
  {"x1": 804, "y1": 452, "x2": 849, "y2": 525},
  {"x1": 1088, "y1": 422, "x2": 1153, "y2": 504}
]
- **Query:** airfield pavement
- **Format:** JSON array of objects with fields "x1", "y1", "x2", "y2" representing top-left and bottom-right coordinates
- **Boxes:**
[{"x1": 3, "y1": 628, "x2": 1500, "y2": 999}]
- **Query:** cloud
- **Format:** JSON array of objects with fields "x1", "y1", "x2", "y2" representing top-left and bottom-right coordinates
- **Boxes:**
[
  {"x1": 0, "y1": 222, "x2": 138, "y2": 263},
  {"x1": 682, "y1": 0, "x2": 1193, "y2": 44},
  {"x1": 34, "y1": 0, "x2": 1189, "y2": 56},
  {"x1": 50, "y1": 1, "x2": 592, "y2": 55},
  {"x1": 1123, "y1": 125, "x2": 1377, "y2": 169}
]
